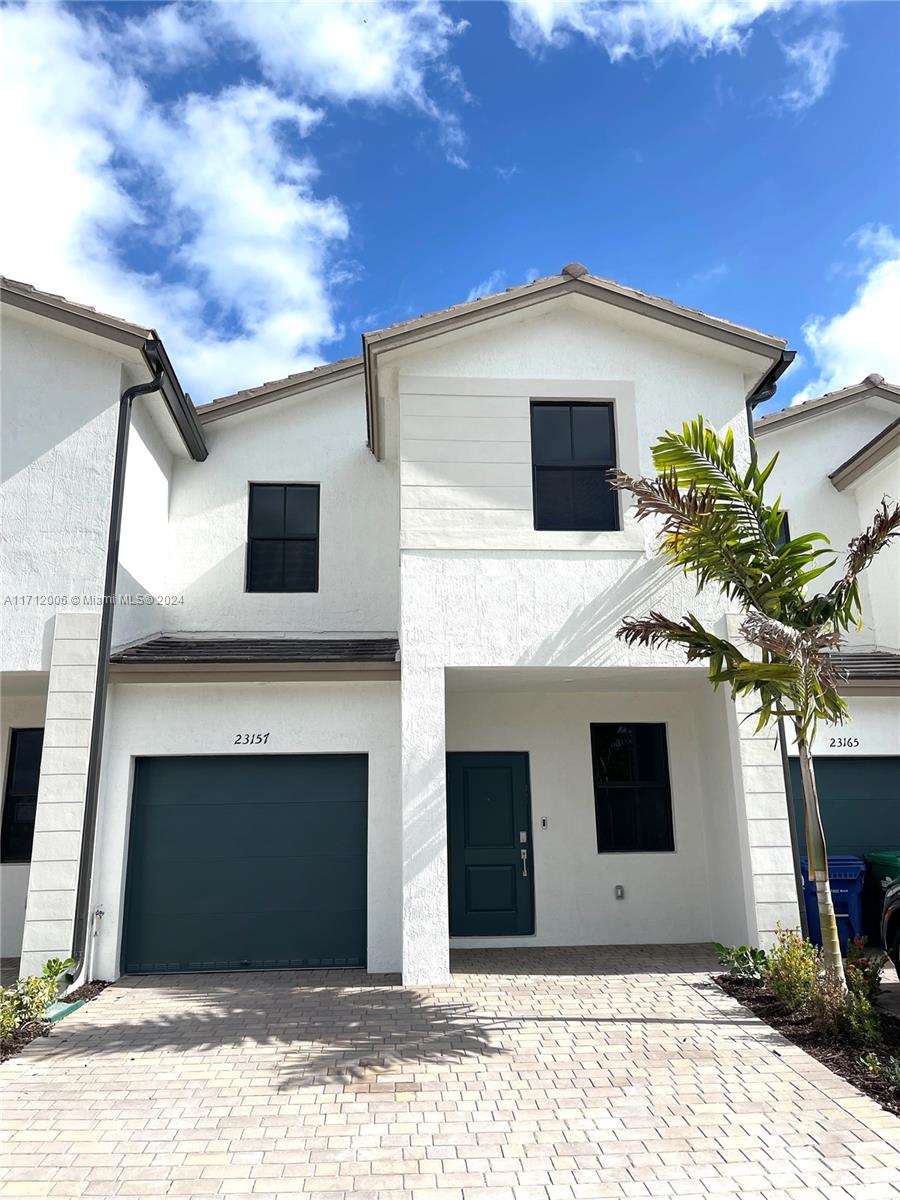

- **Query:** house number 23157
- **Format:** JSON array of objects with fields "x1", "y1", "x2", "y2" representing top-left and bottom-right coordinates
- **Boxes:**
[{"x1": 234, "y1": 732, "x2": 270, "y2": 745}]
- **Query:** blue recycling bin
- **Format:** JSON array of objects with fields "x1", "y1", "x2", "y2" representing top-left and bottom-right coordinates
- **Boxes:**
[{"x1": 799, "y1": 856, "x2": 866, "y2": 955}]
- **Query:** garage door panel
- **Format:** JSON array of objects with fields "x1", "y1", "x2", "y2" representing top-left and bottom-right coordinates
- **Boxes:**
[
  {"x1": 133, "y1": 851, "x2": 367, "y2": 914},
  {"x1": 789, "y1": 755, "x2": 900, "y2": 856},
  {"x1": 123, "y1": 755, "x2": 368, "y2": 973},
  {"x1": 140, "y1": 799, "x2": 367, "y2": 861},
  {"x1": 129, "y1": 910, "x2": 366, "y2": 972}
]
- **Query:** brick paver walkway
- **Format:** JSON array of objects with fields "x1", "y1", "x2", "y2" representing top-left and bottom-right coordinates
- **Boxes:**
[{"x1": 2, "y1": 946, "x2": 899, "y2": 1199}]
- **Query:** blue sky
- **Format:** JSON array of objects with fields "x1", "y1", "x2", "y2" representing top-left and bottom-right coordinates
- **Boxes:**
[{"x1": 1, "y1": 1, "x2": 898, "y2": 410}]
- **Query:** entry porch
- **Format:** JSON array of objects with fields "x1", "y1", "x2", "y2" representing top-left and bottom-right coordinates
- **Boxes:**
[{"x1": 401, "y1": 665, "x2": 803, "y2": 985}]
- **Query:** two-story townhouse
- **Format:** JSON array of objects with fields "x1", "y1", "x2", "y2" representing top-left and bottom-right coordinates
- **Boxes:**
[
  {"x1": 8, "y1": 264, "x2": 886, "y2": 987},
  {"x1": 0, "y1": 278, "x2": 207, "y2": 970},
  {"x1": 755, "y1": 376, "x2": 900, "y2": 865}
]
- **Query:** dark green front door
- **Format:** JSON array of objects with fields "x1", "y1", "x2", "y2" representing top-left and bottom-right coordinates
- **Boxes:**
[
  {"x1": 447, "y1": 752, "x2": 534, "y2": 937},
  {"x1": 122, "y1": 754, "x2": 367, "y2": 973}
]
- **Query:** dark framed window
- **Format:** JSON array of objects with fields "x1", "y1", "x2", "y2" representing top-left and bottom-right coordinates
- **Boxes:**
[
  {"x1": 246, "y1": 483, "x2": 319, "y2": 593},
  {"x1": 590, "y1": 723, "x2": 674, "y2": 853},
  {"x1": 530, "y1": 401, "x2": 619, "y2": 531},
  {"x1": 775, "y1": 511, "x2": 791, "y2": 547},
  {"x1": 1, "y1": 728, "x2": 43, "y2": 863}
]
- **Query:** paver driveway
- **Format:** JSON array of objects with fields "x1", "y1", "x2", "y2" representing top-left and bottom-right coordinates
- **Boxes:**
[{"x1": 2, "y1": 946, "x2": 899, "y2": 1199}]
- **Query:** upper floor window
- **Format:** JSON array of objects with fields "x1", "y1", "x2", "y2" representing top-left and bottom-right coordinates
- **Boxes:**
[
  {"x1": 246, "y1": 483, "x2": 319, "y2": 593},
  {"x1": 591, "y1": 723, "x2": 674, "y2": 853},
  {"x1": 530, "y1": 401, "x2": 619, "y2": 531},
  {"x1": 1, "y1": 728, "x2": 43, "y2": 863}
]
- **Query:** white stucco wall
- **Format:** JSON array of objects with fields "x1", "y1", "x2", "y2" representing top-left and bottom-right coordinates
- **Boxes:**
[
  {"x1": 444, "y1": 681, "x2": 751, "y2": 948},
  {"x1": 113, "y1": 399, "x2": 175, "y2": 648},
  {"x1": 0, "y1": 311, "x2": 122, "y2": 671},
  {"x1": 853, "y1": 452, "x2": 900, "y2": 651},
  {"x1": 388, "y1": 299, "x2": 759, "y2": 552},
  {"x1": 757, "y1": 403, "x2": 895, "y2": 645},
  {"x1": 90, "y1": 678, "x2": 401, "y2": 980},
  {"x1": 164, "y1": 378, "x2": 399, "y2": 637},
  {"x1": 789, "y1": 694, "x2": 900, "y2": 757},
  {"x1": 0, "y1": 686, "x2": 47, "y2": 959}
]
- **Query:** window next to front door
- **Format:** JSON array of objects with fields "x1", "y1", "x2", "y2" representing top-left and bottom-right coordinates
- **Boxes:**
[
  {"x1": 530, "y1": 401, "x2": 619, "y2": 531},
  {"x1": 1, "y1": 728, "x2": 44, "y2": 863},
  {"x1": 246, "y1": 483, "x2": 320, "y2": 593},
  {"x1": 591, "y1": 723, "x2": 674, "y2": 853}
]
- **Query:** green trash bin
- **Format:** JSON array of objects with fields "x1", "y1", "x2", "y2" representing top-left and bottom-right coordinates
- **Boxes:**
[{"x1": 864, "y1": 852, "x2": 900, "y2": 944}]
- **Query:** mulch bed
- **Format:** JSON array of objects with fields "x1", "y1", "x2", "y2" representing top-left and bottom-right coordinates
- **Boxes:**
[
  {"x1": 0, "y1": 980, "x2": 110, "y2": 1064},
  {"x1": 716, "y1": 975, "x2": 900, "y2": 1118}
]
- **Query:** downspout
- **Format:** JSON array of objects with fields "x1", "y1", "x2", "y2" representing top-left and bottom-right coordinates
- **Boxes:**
[
  {"x1": 68, "y1": 353, "x2": 165, "y2": 979},
  {"x1": 744, "y1": 346, "x2": 807, "y2": 934}
]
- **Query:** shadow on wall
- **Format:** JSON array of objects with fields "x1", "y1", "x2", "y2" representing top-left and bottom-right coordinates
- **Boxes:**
[
  {"x1": 518, "y1": 555, "x2": 682, "y2": 667},
  {"x1": 28, "y1": 972, "x2": 505, "y2": 1091}
]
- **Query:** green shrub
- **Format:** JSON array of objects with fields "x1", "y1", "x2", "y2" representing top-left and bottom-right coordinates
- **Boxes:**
[
  {"x1": 765, "y1": 927, "x2": 819, "y2": 1011},
  {"x1": 845, "y1": 937, "x2": 886, "y2": 1003},
  {"x1": 0, "y1": 957, "x2": 75, "y2": 1040},
  {"x1": 715, "y1": 943, "x2": 767, "y2": 981},
  {"x1": 838, "y1": 988, "x2": 882, "y2": 1048},
  {"x1": 808, "y1": 975, "x2": 882, "y2": 1048},
  {"x1": 859, "y1": 1051, "x2": 900, "y2": 1093}
]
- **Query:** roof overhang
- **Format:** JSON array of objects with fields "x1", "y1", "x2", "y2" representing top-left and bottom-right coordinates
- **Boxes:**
[
  {"x1": 361, "y1": 270, "x2": 788, "y2": 459},
  {"x1": 197, "y1": 356, "x2": 364, "y2": 424},
  {"x1": 756, "y1": 376, "x2": 900, "y2": 435},
  {"x1": 1, "y1": 277, "x2": 207, "y2": 461},
  {"x1": 829, "y1": 416, "x2": 900, "y2": 491}
]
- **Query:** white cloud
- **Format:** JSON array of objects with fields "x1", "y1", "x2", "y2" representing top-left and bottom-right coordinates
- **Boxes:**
[
  {"x1": 506, "y1": 0, "x2": 844, "y2": 110},
  {"x1": 0, "y1": 1, "x2": 469, "y2": 400},
  {"x1": 791, "y1": 226, "x2": 900, "y2": 404},
  {"x1": 215, "y1": 0, "x2": 469, "y2": 165},
  {"x1": 466, "y1": 270, "x2": 507, "y2": 302},
  {"x1": 779, "y1": 29, "x2": 843, "y2": 111},
  {"x1": 506, "y1": 0, "x2": 793, "y2": 58},
  {"x1": 686, "y1": 263, "x2": 728, "y2": 287}
]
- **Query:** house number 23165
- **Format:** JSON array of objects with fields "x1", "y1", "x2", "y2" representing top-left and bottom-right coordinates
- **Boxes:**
[
  {"x1": 829, "y1": 736, "x2": 859, "y2": 748},
  {"x1": 234, "y1": 732, "x2": 270, "y2": 745}
]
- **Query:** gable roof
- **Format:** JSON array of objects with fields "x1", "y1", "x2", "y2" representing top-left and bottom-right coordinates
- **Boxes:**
[
  {"x1": 361, "y1": 262, "x2": 790, "y2": 458},
  {"x1": 1, "y1": 276, "x2": 207, "y2": 461},
  {"x1": 756, "y1": 374, "x2": 900, "y2": 434},
  {"x1": 195, "y1": 354, "x2": 363, "y2": 424},
  {"x1": 194, "y1": 263, "x2": 791, "y2": 444},
  {"x1": 829, "y1": 415, "x2": 900, "y2": 491}
]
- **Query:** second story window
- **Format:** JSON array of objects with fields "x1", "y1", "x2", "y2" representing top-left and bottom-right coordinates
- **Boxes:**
[
  {"x1": 530, "y1": 401, "x2": 619, "y2": 531},
  {"x1": 246, "y1": 483, "x2": 319, "y2": 593}
]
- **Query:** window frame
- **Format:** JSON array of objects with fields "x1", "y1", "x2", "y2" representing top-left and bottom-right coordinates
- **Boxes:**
[
  {"x1": 1, "y1": 727, "x2": 44, "y2": 864},
  {"x1": 590, "y1": 722, "x2": 675, "y2": 854},
  {"x1": 529, "y1": 400, "x2": 620, "y2": 532},
  {"x1": 245, "y1": 481, "x2": 320, "y2": 594}
]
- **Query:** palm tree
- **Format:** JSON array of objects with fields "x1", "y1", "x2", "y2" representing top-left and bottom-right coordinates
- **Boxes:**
[{"x1": 611, "y1": 417, "x2": 900, "y2": 989}]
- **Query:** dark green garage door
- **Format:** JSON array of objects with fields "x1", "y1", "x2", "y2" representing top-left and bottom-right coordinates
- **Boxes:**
[
  {"x1": 789, "y1": 756, "x2": 900, "y2": 856},
  {"x1": 122, "y1": 755, "x2": 367, "y2": 974}
]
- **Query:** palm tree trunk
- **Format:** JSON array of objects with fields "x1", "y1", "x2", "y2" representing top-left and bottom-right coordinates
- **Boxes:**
[{"x1": 797, "y1": 737, "x2": 847, "y2": 991}]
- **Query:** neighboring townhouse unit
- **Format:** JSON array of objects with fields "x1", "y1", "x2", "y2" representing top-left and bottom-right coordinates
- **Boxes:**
[
  {"x1": 2, "y1": 265, "x2": 894, "y2": 986},
  {"x1": 756, "y1": 375, "x2": 900, "y2": 862}
]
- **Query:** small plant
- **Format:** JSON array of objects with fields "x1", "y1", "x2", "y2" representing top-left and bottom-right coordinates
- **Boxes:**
[
  {"x1": 715, "y1": 943, "x2": 767, "y2": 981},
  {"x1": 765, "y1": 926, "x2": 819, "y2": 1012},
  {"x1": 858, "y1": 1052, "x2": 900, "y2": 1093},
  {"x1": 838, "y1": 988, "x2": 882, "y2": 1048},
  {"x1": 881, "y1": 1056, "x2": 900, "y2": 1094},
  {"x1": 0, "y1": 957, "x2": 75, "y2": 1040},
  {"x1": 860, "y1": 1050, "x2": 881, "y2": 1073},
  {"x1": 845, "y1": 937, "x2": 886, "y2": 1003},
  {"x1": 809, "y1": 974, "x2": 882, "y2": 1048}
]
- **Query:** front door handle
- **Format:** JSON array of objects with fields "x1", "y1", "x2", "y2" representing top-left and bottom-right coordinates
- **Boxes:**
[{"x1": 520, "y1": 848, "x2": 528, "y2": 878}]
